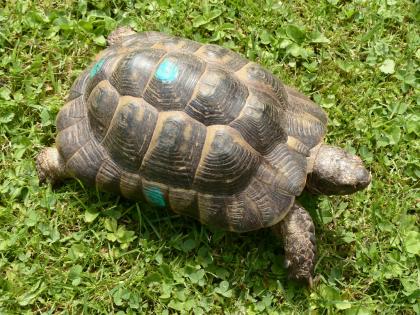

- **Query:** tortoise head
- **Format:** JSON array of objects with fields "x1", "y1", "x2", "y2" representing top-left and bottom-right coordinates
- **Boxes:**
[{"x1": 306, "y1": 144, "x2": 371, "y2": 195}]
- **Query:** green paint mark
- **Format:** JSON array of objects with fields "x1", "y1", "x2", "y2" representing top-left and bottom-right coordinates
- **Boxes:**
[
  {"x1": 155, "y1": 59, "x2": 179, "y2": 83},
  {"x1": 90, "y1": 58, "x2": 106, "y2": 78},
  {"x1": 144, "y1": 186, "x2": 166, "y2": 208}
]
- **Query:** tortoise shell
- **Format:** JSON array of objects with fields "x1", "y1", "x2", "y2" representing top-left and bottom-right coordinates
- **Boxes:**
[{"x1": 56, "y1": 31, "x2": 327, "y2": 232}]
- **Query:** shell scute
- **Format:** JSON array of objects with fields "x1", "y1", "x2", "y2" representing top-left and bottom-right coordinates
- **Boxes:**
[
  {"x1": 142, "y1": 52, "x2": 206, "y2": 111},
  {"x1": 184, "y1": 67, "x2": 249, "y2": 125},
  {"x1": 57, "y1": 31, "x2": 328, "y2": 232}
]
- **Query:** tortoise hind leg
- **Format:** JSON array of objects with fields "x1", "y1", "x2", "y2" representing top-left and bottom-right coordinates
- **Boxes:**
[
  {"x1": 36, "y1": 147, "x2": 69, "y2": 186},
  {"x1": 271, "y1": 202, "x2": 316, "y2": 286}
]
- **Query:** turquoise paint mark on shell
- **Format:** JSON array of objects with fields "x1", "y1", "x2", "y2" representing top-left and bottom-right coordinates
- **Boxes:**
[
  {"x1": 155, "y1": 59, "x2": 179, "y2": 83},
  {"x1": 144, "y1": 186, "x2": 166, "y2": 208},
  {"x1": 90, "y1": 58, "x2": 106, "y2": 78}
]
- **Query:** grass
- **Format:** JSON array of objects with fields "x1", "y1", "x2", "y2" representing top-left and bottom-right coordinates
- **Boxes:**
[{"x1": 0, "y1": 0, "x2": 419, "y2": 313}]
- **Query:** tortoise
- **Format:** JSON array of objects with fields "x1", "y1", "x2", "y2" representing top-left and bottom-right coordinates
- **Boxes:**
[{"x1": 36, "y1": 27, "x2": 371, "y2": 285}]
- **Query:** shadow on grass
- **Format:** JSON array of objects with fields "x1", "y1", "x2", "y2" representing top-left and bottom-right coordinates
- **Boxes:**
[{"x1": 60, "y1": 181, "x2": 346, "y2": 305}]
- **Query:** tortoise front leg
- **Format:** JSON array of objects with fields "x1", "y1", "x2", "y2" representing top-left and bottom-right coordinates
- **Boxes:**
[{"x1": 271, "y1": 202, "x2": 316, "y2": 286}]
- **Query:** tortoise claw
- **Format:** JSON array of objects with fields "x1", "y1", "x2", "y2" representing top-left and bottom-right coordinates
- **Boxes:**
[{"x1": 308, "y1": 276, "x2": 313, "y2": 288}]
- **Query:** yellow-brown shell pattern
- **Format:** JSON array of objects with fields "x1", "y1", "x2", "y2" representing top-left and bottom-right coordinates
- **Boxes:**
[{"x1": 55, "y1": 31, "x2": 327, "y2": 232}]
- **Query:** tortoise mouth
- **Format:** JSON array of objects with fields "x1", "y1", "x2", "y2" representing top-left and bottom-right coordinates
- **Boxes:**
[
  {"x1": 355, "y1": 167, "x2": 372, "y2": 189},
  {"x1": 307, "y1": 166, "x2": 371, "y2": 195}
]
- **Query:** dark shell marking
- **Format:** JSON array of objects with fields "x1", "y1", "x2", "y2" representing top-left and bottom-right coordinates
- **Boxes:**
[{"x1": 56, "y1": 31, "x2": 327, "y2": 232}]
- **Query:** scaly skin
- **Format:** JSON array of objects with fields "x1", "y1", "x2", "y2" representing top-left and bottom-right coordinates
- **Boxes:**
[
  {"x1": 107, "y1": 26, "x2": 136, "y2": 46},
  {"x1": 36, "y1": 147, "x2": 68, "y2": 186},
  {"x1": 307, "y1": 144, "x2": 371, "y2": 195},
  {"x1": 272, "y1": 203, "x2": 316, "y2": 286}
]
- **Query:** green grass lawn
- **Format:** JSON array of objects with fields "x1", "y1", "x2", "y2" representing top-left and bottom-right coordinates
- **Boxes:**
[{"x1": 1, "y1": 0, "x2": 419, "y2": 313}]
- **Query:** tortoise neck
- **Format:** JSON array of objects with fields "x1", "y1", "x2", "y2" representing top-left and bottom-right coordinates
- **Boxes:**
[{"x1": 306, "y1": 143, "x2": 323, "y2": 175}]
